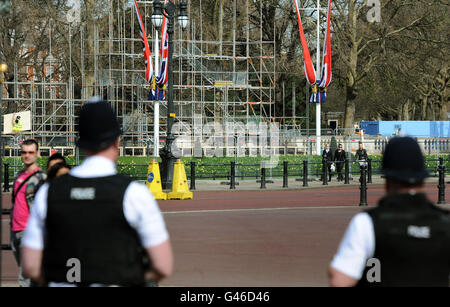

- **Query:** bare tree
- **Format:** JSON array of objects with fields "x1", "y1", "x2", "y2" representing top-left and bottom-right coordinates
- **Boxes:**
[
  {"x1": 331, "y1": 0, "x2": 446, "y2": 130},
  {"x1": 378, "y1": 0, "x2": 450, "y2": 120},
  {"x1": 0, "y1": 0, "x2": 68, "y2": 112}
]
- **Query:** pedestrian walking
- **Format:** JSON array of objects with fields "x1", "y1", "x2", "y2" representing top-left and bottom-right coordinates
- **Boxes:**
[
  {"x1": 21, "y1": 97, "x2": 173, "y2": 286},
  {"x1": 355, "y1": 141, "x2": 368, "y2": 167},
  {"x1": 46, "y1": 162, "x2": 71, "y2": 182},
  {"x1": 355, "y1": 141, "x2": 368, "y2": 183},
  {"x1": 334, "y1": 144, "x2": 346, "y2": 181},
  {"x1": 328, "y1": 137, "x2": 450, "y2": 286},
  {"x1": 10, "y1": 139, "x2": 46, "y2": 287},
  {"x1": 322, "y1": 144, "x2": 334, "y2": 181},
  {"x1": 46, "y1": 152, "x2": 67, "y2": 173}
]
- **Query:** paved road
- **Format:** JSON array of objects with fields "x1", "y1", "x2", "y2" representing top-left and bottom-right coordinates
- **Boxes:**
[{"x1": 1, "y1": 177, "x2": 448, "y2": 286}]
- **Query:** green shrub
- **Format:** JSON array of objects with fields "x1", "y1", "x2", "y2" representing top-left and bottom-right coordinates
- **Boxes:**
[{"x1": 3, "y1": 154, "x2": 448, "y2": 180}]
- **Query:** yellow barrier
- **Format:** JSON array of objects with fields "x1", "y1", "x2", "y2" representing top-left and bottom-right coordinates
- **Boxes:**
[
  {"x1": 145, "y1": 160, "x2": 167, "y2": 200},
  {"x1": 168, "y1": 160, "x2": 193, "y2": 200}
]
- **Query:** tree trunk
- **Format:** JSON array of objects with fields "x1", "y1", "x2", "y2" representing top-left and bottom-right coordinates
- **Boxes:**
[
  {"x1": 343, "y1": 67, "x2": 357, "y2": 132},
  {"x1": 439, "y1": 102, "x2": 448, "y2": 120},
  {"x1": 426, "y1": 100, "x2": 433, "y2": 120},
  {"x1": 437, "y1": 65, "x2": 449, "y2": 120},
  {"x1": 438, "y1": 76, "x2": 449, "y2": 120},
  {"x1": 401, "y1": 100, "x2": 410, "y2": 120},
  {"x1": 343, "y1": 91, "x2": 356, "y2": 133},
  {"x1": 421, "y1": 96, "x2": 428, "y2": 120},
  {"x1": 343, "y1": 0, "x2": 358, "y2": 133}
]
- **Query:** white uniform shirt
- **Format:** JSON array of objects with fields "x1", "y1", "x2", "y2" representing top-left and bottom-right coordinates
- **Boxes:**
[
  {"x1": 330, "y1": 212, "x2": 375, "y2": 280},
  {"x1": 23, "y1": 155, "x2": 169, "y2": 253}
]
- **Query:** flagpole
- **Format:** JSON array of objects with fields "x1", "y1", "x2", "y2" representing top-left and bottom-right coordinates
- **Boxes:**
[
  {"x1": 154, "y1": 29, "x2": 160, "y2": 158},
  {"x1": 315, "y1": 0, "x2": 321, "y2": 155}
]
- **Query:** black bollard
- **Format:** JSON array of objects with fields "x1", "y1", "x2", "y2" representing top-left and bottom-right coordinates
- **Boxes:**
[
  {"x1": 190, "y1": 161, "x2": 196, "y2": 190},
  {"x1": 322, "y1": 159, "x2": 328, "y2": 185},
  {"x1": 260, "y1": 165, "x2": 266, "y2": 189},
  {"x1": 367, "y1": 158, "x2": 372, "y2": 184},
  {"x1": 344, "y1": 159, "x2": 350, "y2": 184},
  {"x1": 282, "y1": 161, "x2": 288, "y2": 188},
  {"x1": 359, "y1": 165, "x2": 368, "y2": 206},
  {"x1": 437, "y1": 157, "x2": 446, "y2": 204},
  {"x1": 303, "y1": 160, "x2": 308, "y2": 187},
  {"x1": 3, "y1": 163, "x2": 9, "y2": 192},
  {"x1": 1, "y1": 244, "x2": 12, "y2": 250},
  {"x1": 230, "y1": 161, "x2": 236, "y2": 190}
]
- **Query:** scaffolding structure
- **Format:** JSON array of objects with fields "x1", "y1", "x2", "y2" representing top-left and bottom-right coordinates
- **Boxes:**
[
  {"x1": 0, "y1": 0, "x2": 276, "y2": 156},
  {"x1": 1, "y1": 62, "x2": 79, "y2": 154}
]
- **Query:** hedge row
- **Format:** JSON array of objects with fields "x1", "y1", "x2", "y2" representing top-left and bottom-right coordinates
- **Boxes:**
[{"x1": 2, "y1": 154, "x2": 448, "y2": 180}]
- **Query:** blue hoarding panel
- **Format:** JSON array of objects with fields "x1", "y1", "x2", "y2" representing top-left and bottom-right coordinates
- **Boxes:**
[
  {"x1": 360, "y1": 121, "x2": 450, "y2": 137},
  {"x1": 360, "y1": 121, "x2": 379, "y2": 135}
]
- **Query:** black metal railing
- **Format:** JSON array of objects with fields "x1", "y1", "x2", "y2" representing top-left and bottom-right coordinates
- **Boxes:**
[{"x1": 2, "y1": 157, "x2": 449, "y2": 192}]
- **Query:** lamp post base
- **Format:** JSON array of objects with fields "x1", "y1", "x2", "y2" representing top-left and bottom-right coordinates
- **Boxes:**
[{"x1": 160, "y1": 143, "x2": 177, "y2": 190}]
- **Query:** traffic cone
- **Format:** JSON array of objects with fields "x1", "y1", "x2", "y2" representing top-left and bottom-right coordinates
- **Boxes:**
[
  {"x1": 146, "y1": 160, "x2": 167, "y2": 200},
  {"x1": 167, "y1": 160, "x2": 193, "y2": 200}
]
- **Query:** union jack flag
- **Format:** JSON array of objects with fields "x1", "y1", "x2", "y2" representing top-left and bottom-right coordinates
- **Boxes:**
[
  {"x1": 133, "y1": 0, "x2": 153, "y2": 83},
  {"x1": 294, "y1": 0, "x2": 332, "y2": 103},
  {"x1": 156, "y1": 0, "x2": 169, "y2": 88},
  {"x1": 148, "y1": 0, "x2": 168, "y2": 101},
  {"x1": 293, "y1": 0, "x2": 316, "y2": 85},
  {"x1": 318, "y1": 0, "x2": 332, "y2": 89}
]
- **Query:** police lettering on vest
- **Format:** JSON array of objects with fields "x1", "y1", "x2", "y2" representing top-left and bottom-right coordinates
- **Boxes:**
[
  {"x1": 43, "y1": 174, "x2": 148, "y2": 286},
  {"x1": 70, "y1": 187, "x2": 96, "y2": 200}
]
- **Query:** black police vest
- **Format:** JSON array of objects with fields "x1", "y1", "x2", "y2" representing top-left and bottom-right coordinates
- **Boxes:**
[
  {"x1": 43, "y1": 174, "x2": 147, "y2": 286},
  {"x1": 357, "y1": 193, "x2": 450, "y2": 287}
]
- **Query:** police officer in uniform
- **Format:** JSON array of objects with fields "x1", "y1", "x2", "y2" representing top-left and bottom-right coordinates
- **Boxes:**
[
  {"x1": 328, "y1": 137, "x2": 450, "y2": 286},
  {"x1": 21, "y1": 97, "x2": 173, "y2": 286}
]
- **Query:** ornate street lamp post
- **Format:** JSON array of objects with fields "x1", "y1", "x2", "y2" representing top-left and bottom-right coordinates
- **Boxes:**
[{"x1": 152, "y1": 0, "x2": 188, "y2": 189}]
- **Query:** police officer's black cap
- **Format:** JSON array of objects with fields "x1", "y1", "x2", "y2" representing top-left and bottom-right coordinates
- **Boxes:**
[
  {"x1": 382, "y1": 137, "x2": 429, "y2": 184},
  {"x1": 76, "y1": 97, "x2": 122, "y2": 151}
]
